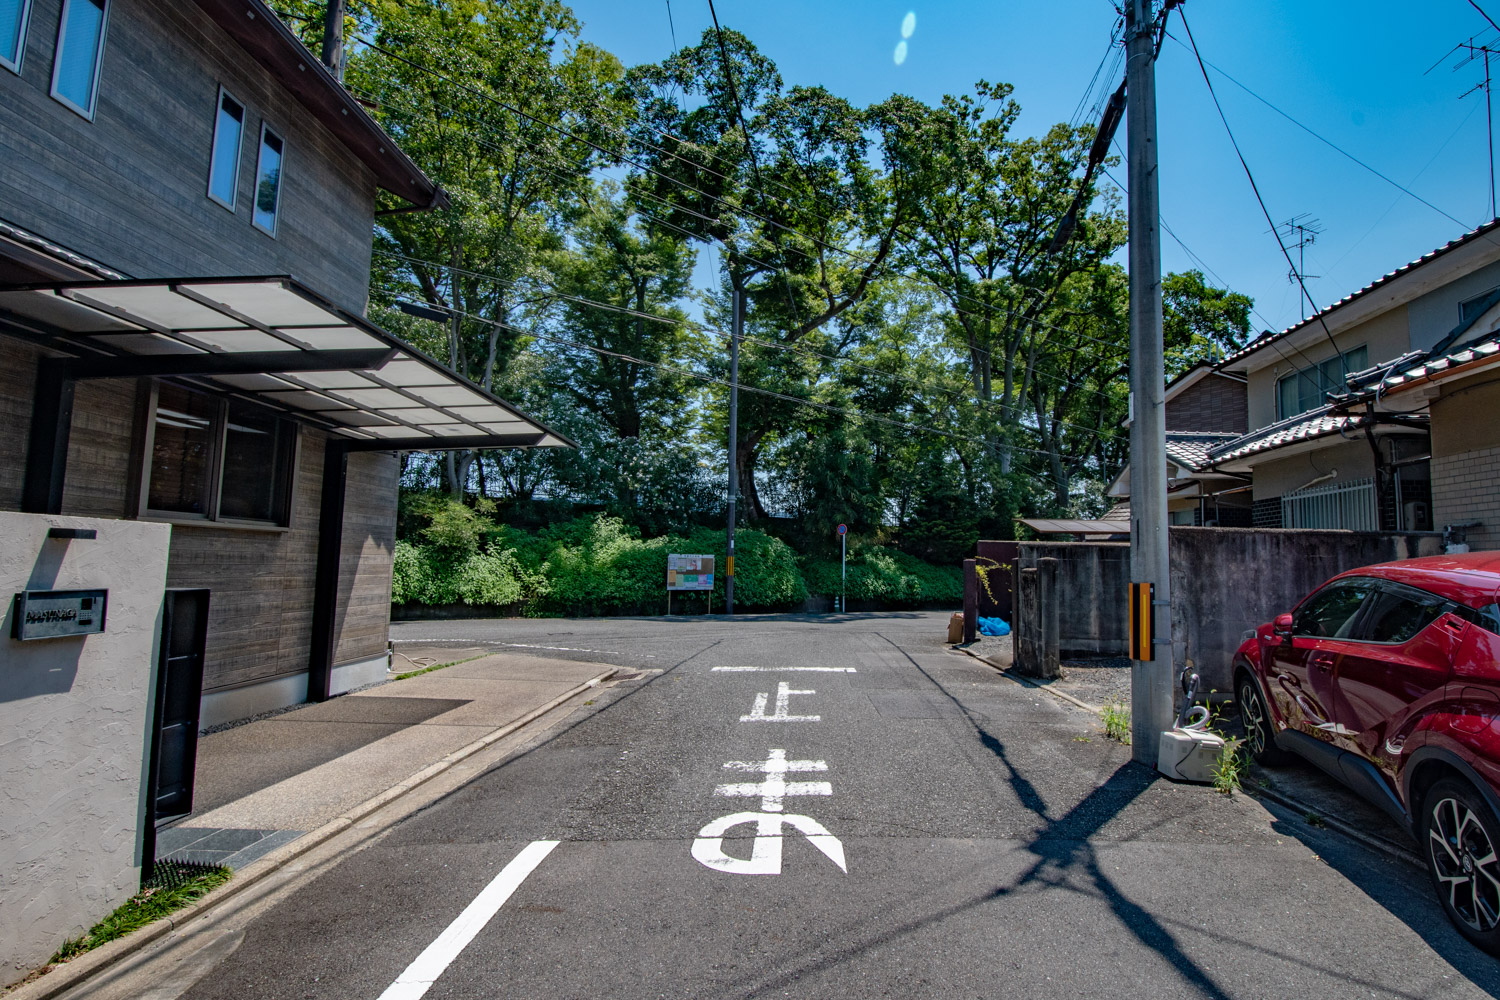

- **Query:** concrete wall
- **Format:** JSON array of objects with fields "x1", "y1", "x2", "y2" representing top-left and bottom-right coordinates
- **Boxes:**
[
  {"x1": 1014, "y1": 528, "x2": 1444, "y2": 696},
  {"x1": 1016, "y1": 542, "x2": 1131, "y2": 656},
  {"x1": 0, "y1": 0, "x2": 376, "y2": 312},
  {"x1": 1245, "y1": 307, "x2": 1412, "y2": 428},
  {"x1": 1430, "y1": 373, "x2": 1500, "y2": 551},
  {"x1": 1170, "y1": 527, "x2": 1441, "y2": 693},
  {"x1": 0, "y1": 513, "x2": 171, "y2": 986}
]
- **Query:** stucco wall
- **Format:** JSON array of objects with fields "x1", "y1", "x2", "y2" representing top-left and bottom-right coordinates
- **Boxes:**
[
  {"x1": 0, "y1": 514, "x2": 170, "y2": 986},
  {"x1": 1245, "y1": 307, "x2": 1411, "y2": 428},
  {"x1": 1248, "y1": 438, "x2": 1376, "y2": 501},
  {"x1": 1407, "y1": 258, "x2": 1500, "y2": 351}
]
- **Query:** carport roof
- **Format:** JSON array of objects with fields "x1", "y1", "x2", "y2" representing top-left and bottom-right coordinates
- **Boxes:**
[{"x1": 0, "y1": 276, "x2": 571, "y2": 452}]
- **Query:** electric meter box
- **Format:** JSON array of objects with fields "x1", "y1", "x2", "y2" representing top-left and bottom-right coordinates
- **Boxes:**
[{"x1": 11, "y1": 589, "x2": 108, "y2": 641}]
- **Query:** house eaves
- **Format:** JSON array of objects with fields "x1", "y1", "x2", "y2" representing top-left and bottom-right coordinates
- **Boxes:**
[
  {"x1": 1218, "y1": 218, "x2": 1500, "y2": 375},
  {"x1": 194, "y1": 0, "x2": 447, "y2": 211}
]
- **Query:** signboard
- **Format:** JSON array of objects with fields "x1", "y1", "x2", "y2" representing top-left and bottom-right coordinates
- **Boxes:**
[
  {"x1": 11, "y1": 589, "x2": 108, "y2": 641},
  {"x1": 667, "y1": 554, "x2": 715, "y2": 591}
]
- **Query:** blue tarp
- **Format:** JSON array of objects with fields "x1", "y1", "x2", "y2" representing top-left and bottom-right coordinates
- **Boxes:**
[{"x1": 978, "y1": 617, "x2": 1011, "y2": 637}]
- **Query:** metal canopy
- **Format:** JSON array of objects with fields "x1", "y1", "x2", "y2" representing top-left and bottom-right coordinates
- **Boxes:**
[
  {"x1": 0, "y1": 276, "x2": 571, "y2": 451},
  {"x1": 1018, "y1": 518, "x2": 1131, "y2": 537}
]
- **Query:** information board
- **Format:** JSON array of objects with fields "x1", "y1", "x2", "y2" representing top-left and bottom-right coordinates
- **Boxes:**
[
  {"x1": 11, "y1": 589, "x2": 108, "y2": 641},
  {"x1": 667, "y1": 554, "x2": 715, "y2": 591}
]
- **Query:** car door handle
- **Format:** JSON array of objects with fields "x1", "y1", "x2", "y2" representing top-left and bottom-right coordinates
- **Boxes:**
[{"x1": 1310, "y1": 652, "x2": 1336, "y2": 672}]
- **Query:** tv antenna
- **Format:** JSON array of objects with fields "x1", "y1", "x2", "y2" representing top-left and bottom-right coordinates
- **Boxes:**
[
  {"x1": 1269, "y1": 214, "x2": 1322, "y2": 318},
  {"x1": 1427, "y1": 14, "x2": 1500, "y2": 220}
]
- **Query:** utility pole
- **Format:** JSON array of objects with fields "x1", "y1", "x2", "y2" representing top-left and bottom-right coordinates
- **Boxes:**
[
  {"x1": 1126, "y1": 0, "x2": 1173, "y2": 764},
  {"x1": 725, "y1": 284, "x2": 742, "y2": 616},
  {"x1": 321, "y1": 0, "x2": 346, "y2": 83}
]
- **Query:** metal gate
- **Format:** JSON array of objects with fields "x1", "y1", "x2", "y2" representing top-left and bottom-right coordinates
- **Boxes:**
[{"x1": 141, "y1": 589, "x2": 209, "y2": 880}]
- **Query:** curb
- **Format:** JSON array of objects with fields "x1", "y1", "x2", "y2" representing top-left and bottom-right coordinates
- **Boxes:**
[
  {"x1": 7, "y1": 667, "x2": 618, "y2": 1000},
  {"x1": 954, "y1": 645, "x2": 1103, "y2": 714},
  {"x1": 953, "y1": 646, "x2": 1424, "y2": 868},
  {"x1": 1244, "y1": 781, "x2": 1423, "y2": 869}
]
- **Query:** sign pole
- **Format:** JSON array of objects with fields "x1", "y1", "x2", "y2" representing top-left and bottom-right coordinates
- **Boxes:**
[{"x1": 840, "y1": 531, "x2": 846, "y2": 613}]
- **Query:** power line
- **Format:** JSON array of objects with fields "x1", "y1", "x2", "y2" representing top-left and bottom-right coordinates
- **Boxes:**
[
  {"x1": 1179, "y1": 10, "x2": 1345, "y2": 365},
  {"x1": 389, "y1": 294, "x2": 1106, "y2": 470},
  {"x1": 354, "y1": 36, "x2": 1126, "y2": 361},
  {"x1": 1164, "y1": 31, "x2": 1468, "y2": 229}
]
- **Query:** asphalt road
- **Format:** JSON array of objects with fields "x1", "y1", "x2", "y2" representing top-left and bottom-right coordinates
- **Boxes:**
[{"x1": 156, "y1": 614, "x2": 1500, "y2": 998}]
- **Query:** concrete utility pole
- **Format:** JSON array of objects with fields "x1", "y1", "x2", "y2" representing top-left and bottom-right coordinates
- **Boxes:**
[
  {"x1": 1126, "y1": 0, "x2": 1173, "y2": 763},
  {"x1": 321, "y1": 0, "x2": 346, "y2": 83},
  {"x1": 725, "y1": 285, "x2": 743, "y2": 616}
]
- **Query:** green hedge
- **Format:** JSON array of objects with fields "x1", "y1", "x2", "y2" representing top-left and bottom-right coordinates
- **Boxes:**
[
  {"x1": 801, "y1": 546, "x2": 963, "y2": 606},
  {"x1": 393, "y1": 512, "x2": 810, "y2": 615}
]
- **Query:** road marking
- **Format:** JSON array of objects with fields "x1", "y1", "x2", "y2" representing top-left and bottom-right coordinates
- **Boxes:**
[
  {"x1": 712, "y1": 666, "x2": 856, "y2": 672},
  {"x1": 397, "y1": 639, "x2": 655, "y2": 657},
  {"x1": 692, "y1": 811, "x2": 847, "y2": 874},
  {"x1": 377, "y1": 840, "x2": 559, "y2": 1000},
  {"x1": 740, "y1": 682, "x2": 820, "y2": 722},
  {"x1": 715, "y1": 749, "x2": 830, "y2": 811}
]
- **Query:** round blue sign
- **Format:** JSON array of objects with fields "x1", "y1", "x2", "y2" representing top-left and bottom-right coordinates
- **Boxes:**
[{"x1": 837, "y1": 524, "x2": 847, "y2": 535}]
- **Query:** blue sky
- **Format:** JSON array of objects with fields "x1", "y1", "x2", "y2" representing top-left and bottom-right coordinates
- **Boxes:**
[{"x1": 565, "y1": 0, "x2": 1500, "y2": 338}]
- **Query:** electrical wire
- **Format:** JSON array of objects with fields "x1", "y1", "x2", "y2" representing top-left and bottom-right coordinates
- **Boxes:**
[{"x1": 1179, "y1": 10, "x2": 1345, "y2": 365}]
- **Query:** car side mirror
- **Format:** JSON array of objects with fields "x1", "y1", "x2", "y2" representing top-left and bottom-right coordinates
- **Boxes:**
[{"x1": 1273, "y1": 613, "x2": 1294, "y2": 639}]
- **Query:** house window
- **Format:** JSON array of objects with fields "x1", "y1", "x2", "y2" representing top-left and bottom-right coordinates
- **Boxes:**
[
  {"x1": 1, "y1": 0, "x2": 32, "y2": 74},
  {"x1": 143, "y1": 383, "x2": 298, "y2": 525},
  {"x1": 50, "y1": 0, "x2": 108, "y2": 120},
  {"x1": 207, "y1": 88, "x2": 245, "y2": 211},
  {"x1": 252, "y1": 125, "x2": 284, "y2": 236},
  {"x1": 1276, "y1": 345, "x2": 1367, "y2": 419},
  {"x1": 1459, "y1": 286, "x2": 1499, "y2": 324}
]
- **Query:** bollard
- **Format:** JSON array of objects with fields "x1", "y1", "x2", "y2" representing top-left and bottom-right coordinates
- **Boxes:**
[
  {"x1": 1016, "y1": 566, "x2": 1038, "y2": 675},
  {"x1": 1039, "y1": 556, "x2": 1061, "y2": 680},
  {"x1": 962, "y1": 558, "x2": 977, "y2": 645}
]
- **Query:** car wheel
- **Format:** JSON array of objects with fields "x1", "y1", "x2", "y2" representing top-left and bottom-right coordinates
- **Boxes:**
[
  {"x1": 1422, "y1": 777, "x2": 1500, "y2": 952},
  {"x1": 1237, "y1": 674, "x2": 1292, "y2": 765}
]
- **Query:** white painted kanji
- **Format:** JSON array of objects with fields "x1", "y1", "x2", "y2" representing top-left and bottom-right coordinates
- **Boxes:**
[
  {"x1": 693, "y1": 749, "x2": 847, "y2": 875},
  {"x1": 739, "y1": 682, "x2": 820, "y2": 722}
]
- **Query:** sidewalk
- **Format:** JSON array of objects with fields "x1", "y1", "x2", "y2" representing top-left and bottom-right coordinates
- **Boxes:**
[{"x1": 155, "y1": 648, "x2": 618, "y2": 870}]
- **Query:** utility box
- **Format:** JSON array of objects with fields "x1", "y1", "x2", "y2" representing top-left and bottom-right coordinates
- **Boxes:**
[{"x1": 0, "y1": 515, "x2": 170, "y2": 986}]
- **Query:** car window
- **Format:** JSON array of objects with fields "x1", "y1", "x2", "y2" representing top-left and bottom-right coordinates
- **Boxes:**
[
  {"x1": 1293, "y1": 579, "x2": 1375, "y2": 638},
  {"x1": 1455, "y1": 602, "x2": 1500, "y2": 637},
  {"x1": 1358, "y1": 583, "x2": 1451, "y2": 644}
]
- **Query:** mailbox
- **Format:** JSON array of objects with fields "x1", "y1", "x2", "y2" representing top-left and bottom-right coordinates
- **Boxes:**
[{"x1": 10, "y1": 589, "x2": 108, "y2": 640}]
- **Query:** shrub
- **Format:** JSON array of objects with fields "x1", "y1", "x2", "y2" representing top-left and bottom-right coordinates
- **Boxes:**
[{"x1": 802, "y1": 546, "x2": 962, "y2": 606}]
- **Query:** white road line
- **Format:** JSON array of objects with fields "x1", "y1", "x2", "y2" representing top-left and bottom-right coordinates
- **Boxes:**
[
  {"x1": 396, "y1": 639, "x2": 654, "y2": 658},
  {"x1": 377, "y1": 840, "x2": 559, "y2": 1000},
  {"x1": 711, "y1": 666, "x2": 856, "y2": 672}
]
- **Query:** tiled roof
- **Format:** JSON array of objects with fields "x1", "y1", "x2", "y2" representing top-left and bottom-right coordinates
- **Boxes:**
[
  {"x1": 0, "y1": 218, "x2": 123, "y2": 280},
  {"x1": 1220, "y1": 218, "x2": 1500, "y2": 368},
  {"x1": 1207, "y1": 406, "x2": 1367, "y2": 464},
  {"x1": 1164, "y1": 432, "x2": 1238, "y2": 472},
  {"x1": 1343, "y1": 329, "x2": 1500, "y2": 398}
]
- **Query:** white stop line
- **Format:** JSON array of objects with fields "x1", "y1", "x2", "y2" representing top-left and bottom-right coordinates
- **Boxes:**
[{"x1": 378, "y1": 840, "x2": 558, "y2": 1000}]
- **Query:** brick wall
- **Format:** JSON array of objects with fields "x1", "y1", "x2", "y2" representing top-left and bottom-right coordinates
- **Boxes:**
[
  {"x1": 1166, "y1": 374, "x2": 1248, "y2": 432},
  {"x1": 1432, "y1": 447, "x2": 1500, "y2": 551}
]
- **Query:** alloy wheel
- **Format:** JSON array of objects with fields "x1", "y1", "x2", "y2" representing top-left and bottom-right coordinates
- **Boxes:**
[
  {"x1": 1239, "y1": 680, "x2": 1268, "y2": 755},
  {"x1": 1428, "y1": 794, "x2": 1500, "y2": 932}
]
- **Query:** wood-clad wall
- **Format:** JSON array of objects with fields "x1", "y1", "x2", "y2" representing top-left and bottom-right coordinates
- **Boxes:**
[
  {"x1": 1, "y1": 335, "x2": 398, "y2": 698},
  {"x1": 0, "y1": 0, "x2": 376, "y2": 313}
]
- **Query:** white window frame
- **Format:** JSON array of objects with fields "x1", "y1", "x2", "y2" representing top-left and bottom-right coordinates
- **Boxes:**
[
  {"x1": 0, "y1": 0, "x2": 32, "y2": 75},
  {"x1": 206, "y1": 86, "x2": 246, "y2": 212},
  {"x1": 251, "y1": 122, "x2": 285, "y2": 238},
  {"x1": 49, "y1": 0, "x2": 109, "y2": 121}
]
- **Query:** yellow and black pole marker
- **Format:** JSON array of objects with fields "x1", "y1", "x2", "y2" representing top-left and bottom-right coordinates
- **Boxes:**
[{"x1": 1129, "y1": 582, "x2": 1155, "y2": 663}]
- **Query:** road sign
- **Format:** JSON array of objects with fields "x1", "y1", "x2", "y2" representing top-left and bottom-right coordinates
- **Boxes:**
[{"x1": 836, "y1": 523, "x2": 847, "y2": 535}]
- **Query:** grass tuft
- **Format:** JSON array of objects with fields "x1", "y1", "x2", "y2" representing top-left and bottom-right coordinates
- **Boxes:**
[
  {"x1": 1211, "y1": 737, "x2": 1247, "y2": 795},
  {"x1": 393, "y1": 653, "x2": 487, "y2": 681},
  {"x1": 1100, "y1": 698, "x2": 1131, "y2": 744},
  {"x1": 50, "y1": 863, "x2": 231, "y2": 962}
]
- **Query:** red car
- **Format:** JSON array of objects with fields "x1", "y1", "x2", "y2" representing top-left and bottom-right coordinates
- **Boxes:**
[{"x1": 1234, "y1": 552, "x2": 1500, "y2": 950}]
